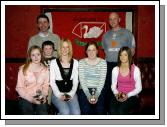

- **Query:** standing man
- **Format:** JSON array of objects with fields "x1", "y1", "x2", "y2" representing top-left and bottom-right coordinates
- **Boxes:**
[
  {"x1": 101, "y1": 12, "x2": 136, "y2": 114},
  {"x1": 28, "y1": 13, "x2": 60, "y2": 57}
]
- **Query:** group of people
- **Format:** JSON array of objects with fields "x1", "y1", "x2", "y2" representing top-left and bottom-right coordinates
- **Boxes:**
[{"x1": 15, "y1": 12, "x2": 142, "y2": 115}]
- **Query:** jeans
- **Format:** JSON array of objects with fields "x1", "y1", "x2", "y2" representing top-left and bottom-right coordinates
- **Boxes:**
[
  {"x1": 78, "y1": 89, "x2": 105, "y2": 115},
  {"x1": 19, "y1": 98, "x2": 48, "y2": 115},
  {"x1": 51, "y1": 94, "x2": 80, "y2": 115}
]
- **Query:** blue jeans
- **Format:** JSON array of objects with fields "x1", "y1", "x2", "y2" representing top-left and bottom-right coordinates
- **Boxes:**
[
  {"x1": 19, "y1": 98, "x2": 48, "y2": 115},
  {"x1": 51, "y1": 94, "x2": 80, "y2": 115}
]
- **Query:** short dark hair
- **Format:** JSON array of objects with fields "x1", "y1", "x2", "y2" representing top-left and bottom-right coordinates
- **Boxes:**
[
  {"x1": 42, "y1": 40, "x2": 55, "y2": 50},
  {"x1": 37, "y1": 13, "x2": 49, "y2": 23}
]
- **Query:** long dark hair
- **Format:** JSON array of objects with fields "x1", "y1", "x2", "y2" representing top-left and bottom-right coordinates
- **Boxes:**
[{"x1": 118, "y1": 46, "x2": 133, "y2": 76}]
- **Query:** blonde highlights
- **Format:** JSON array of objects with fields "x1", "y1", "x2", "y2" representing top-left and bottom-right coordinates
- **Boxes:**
[
  {"x1": 23, "y1": 45, "x2": 44, "y2": 75},
  {"x1": 58, "y1": 38, "x2": 73, "y2": 62}
]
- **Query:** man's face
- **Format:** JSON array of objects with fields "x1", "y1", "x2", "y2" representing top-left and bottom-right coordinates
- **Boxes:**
[
  {"x1": 109, "y1": 13, "x2": 120, "y2": 28},
  {"x1": 43, "y1": 45, "x2": 54, "y2": 58},
  {"x1": 37, "y1": 17, "x2": 49, "y2": 32}
]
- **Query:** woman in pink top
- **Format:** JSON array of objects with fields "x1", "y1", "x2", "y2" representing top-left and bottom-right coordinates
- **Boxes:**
[
  {"x1": 16, "y1": 45, "x2": 49, "y2": 115},
  {"x1": 110, "y1": 46, "x2": 142, "y2": 114}
]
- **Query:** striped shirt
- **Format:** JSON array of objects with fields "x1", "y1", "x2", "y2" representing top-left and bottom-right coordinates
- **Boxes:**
[{"x1": 78, "y1": 58, "x2": 107, "y2": 99}]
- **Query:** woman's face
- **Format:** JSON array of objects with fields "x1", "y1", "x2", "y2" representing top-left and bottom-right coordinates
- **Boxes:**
[
  {"x1": 61, "y1": 41, "x2": 69, "y2": 56},
  {"x1": 86, "y1": 44, "x2": 98, "y2": 60},
  {"x1": 120, "y1": 50, "x2": 129, "y2": 63},
  {"x1": 30, "y1": 49, "x2": 41, "y2": 64}
]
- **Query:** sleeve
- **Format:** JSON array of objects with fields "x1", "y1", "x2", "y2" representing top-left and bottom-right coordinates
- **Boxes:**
[
  {"x1": 27, "y1": 37, "x2": 34, "y2": 51},
  {"x1": 96, "y1": 60, "x2": 107, "y2": 99},
  {"x1": 127, "y1": 66, "x2": 142, "y2": 98},
  {"x1": 131, "y1": 35, "x2": 136, "y2": 48},
  {"x1": 67, "y1": 60, "x2": 79, "y2": 98},
  {"x1": 49, "y1": 60, "x2": 63, "y2": 98},
  {"x1": 78, "y1": 60, "x2": 91, "y2": 100},
  {"x1": 111, "y1": 67, "x2": 119, "y2": 95},
  {"x1": 101, "y1": 34, "x2": 106, "y2": 51},
  {"x1": 54, "y1": 34, "x2": 60, "y2": 50},
  {"x1": 15, "y1": 67, "x2": 33, "y2": 102},
  {"x1": 42, "y1": 68, "x2": 49, "y2": 96}
]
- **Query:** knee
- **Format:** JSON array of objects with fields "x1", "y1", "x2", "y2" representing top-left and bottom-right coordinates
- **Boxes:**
[
  {"x1": 72, "y1": 109, "x2": 81, "y2": 115},
  {"x1": 96, "y1": 106, "x2": 105, "y2": 115},
  {"x1": 59, "y1": 108, "x2": 70, "y2": 115},
  {"x1": 81, "y1": 108, "x2": 91, "y2": 115}
]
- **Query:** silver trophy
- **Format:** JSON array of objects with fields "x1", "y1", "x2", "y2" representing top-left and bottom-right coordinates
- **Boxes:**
[
  {"x1": 89, "y1": 88, "x2": 96, "y2": 102},
  {"x1": 33, "y1": 89, "x2": 44, "y2": 103}
]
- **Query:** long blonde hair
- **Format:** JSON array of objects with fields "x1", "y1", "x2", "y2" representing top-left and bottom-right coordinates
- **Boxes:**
[
  {"x1": 57, "y1": 38, "x2": 73, "y2": 62},
  {"x1": 23, "y1": 45, "x2": 44, "y2": 75}
]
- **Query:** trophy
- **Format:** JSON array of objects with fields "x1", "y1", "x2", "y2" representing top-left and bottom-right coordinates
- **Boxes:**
[
  {"x1": 89, "y1": 88, "x2": 96, "y2": 102},
  {"x1": 63, "y1": 93, "x2": 71, "y2": 101},
  {"x1": 33, "y1": 89, "x2": 44, "y2": 104},
  {"x1": 117, "y1": 92, "x2": 126, "y2": 100}
]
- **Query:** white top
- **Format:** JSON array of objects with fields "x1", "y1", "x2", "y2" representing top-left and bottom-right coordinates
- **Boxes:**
[
  {"x1": 111, "y1": 65, "x2": 142, "y2": 98},
  {"x1": 50, "y1": 59, "x2": 79, "y2": 99}
]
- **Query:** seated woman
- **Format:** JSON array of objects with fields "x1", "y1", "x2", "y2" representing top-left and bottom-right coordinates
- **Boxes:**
[
  {"x1": 50, "y1": 38, "x2": 80, "y2": 115},
  {"x1": 16, "y1": 45, "x2": 49, "y2": 115},
  {"x1": 78, "y1": 41, "x2": 107, "y2": 115},
  {"x1": 110, "y1": 46, "x2": 142, "y2": 115}
]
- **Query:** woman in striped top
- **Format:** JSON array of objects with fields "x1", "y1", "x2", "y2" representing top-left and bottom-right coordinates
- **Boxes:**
[{"x1": 78, "y1": 41, "x2": 107, "y2": 115}]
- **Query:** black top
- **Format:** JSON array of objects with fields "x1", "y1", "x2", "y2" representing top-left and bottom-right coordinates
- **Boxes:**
[{"x1": 55, "y1": 59, "x2": 74, "y2": 93}]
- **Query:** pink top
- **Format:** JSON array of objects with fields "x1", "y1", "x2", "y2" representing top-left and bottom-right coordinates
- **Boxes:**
[
  {"x1": 117, "y1": 64, "x2": 135, "y2": 94},
  {"x1": 16, "y1": 65, "x2": 49, "y2": 103}
]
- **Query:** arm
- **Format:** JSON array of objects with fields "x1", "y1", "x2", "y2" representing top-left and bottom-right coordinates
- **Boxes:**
[
  {"x1": 27, "y1": 37, "x2": 34, "y2": 51},
  {"x1": 67, "y1": 60, "x2": 79, "y2": 98},
  {"x1": 131, "y1": 34, "x2": 136, "y2": 56},
  {"x1": 15, "y1": 67, "x2": 34, "y2": 102},
  {"x1": 50, "y1": 60, "x2": 64, "y2": 99},
  {"x1": 78, "y1": 60, "x2": 91, "y2": 100},
  {"x1": 42, "y1": 68, "x2": 49, "y2": 97},
  {"x1": 96, "y1": 60, "x2": 107, "y2": 99},
  {"x1": 111, "y1": 67, "x2": 119, "y2": 95},
  {"x1": 127, "y1": 66, "x2": 142, "y2": 98}
]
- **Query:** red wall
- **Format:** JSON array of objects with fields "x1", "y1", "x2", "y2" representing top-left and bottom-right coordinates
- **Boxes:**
[
  {"x1": 5, "y1": 5, "x2": 40, "y2": 58},
  {"x1": 5, "y1": 5, "x2": 155, "y2": 100},
  {"x1": 5, "y1": 5, "x2": 40, "y2": 100},
  {"x1": 137, "y1": 6, "x2": 155, "y2": 57}
]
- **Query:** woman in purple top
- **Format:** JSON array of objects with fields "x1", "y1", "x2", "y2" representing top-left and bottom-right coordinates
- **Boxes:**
[{"x1": 110, "y1": 46, "x2": 142, "y2": 114}]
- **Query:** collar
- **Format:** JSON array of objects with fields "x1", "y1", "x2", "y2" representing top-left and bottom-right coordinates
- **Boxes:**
[{"x1": 38, "y1": 32, "x2": 49, "y2": 37}]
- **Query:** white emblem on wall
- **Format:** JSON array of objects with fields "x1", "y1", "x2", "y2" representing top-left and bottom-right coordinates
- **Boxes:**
[{"x1": 72, "y1": 22, "x2": 106, "y2": 39}]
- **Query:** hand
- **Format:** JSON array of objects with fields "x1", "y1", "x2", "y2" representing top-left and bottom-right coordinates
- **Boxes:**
[
  {"x1": 64, "y1": 94, "x2": 71, "y2": 101},
  {"x1": 60, "y1": 95, "x2": 66, "y2": 101},
  {"x1": 89, "y1": 96, "x2": 97, "y2": 104},
  {"x1": 116, "y1": 92, "x2": 128, "y2": 102},
  {"x1": 32, "y1": 98, "x2": 41, "y2": 105},
  {"x1": 39, "y1": 96, "x2": 47, "y2": 104}
]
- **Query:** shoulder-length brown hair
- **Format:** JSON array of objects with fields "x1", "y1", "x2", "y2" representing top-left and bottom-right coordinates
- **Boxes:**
[{"x1": 23, "y1": 45, "x2": 44, "y2": 75}]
